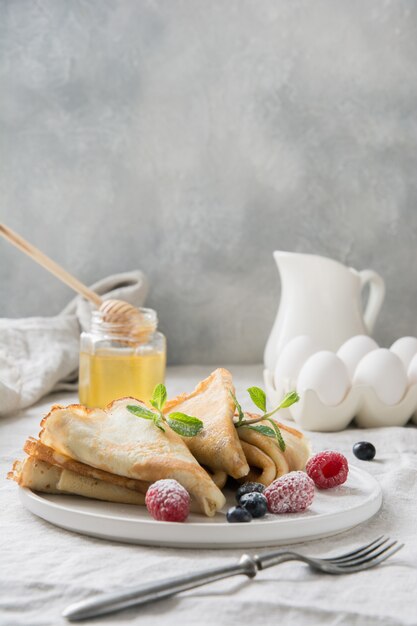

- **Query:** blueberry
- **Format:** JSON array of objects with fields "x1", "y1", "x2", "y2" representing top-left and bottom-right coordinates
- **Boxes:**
[
  {"x1": 239, "y1": 492, "x2": 268, "y2": 518},
  {"x1": 353, "y1": 441, "x2": 376, "y2": 461},
  {"x1": 226, "y1": 506, "x2": 252, "y2": 523},
  {"x1": 236, "y1": 482, "x2": 265, "y2": 503}
]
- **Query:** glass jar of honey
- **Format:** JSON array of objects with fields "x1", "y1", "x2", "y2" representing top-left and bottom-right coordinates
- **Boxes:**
[{"x1": 78, "y1": 307, "x2": 166, "y2": 408}]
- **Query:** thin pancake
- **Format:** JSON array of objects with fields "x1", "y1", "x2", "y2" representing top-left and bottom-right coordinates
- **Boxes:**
[
  {"x1": 163, "y1": 368, "x2": 249, "y2": 479},
  {"x1": 24, "y1": 437, "x2": 149, "y2": 494},
  {"x1": 239, "y1": 427, "x2": 290, "y2": 479},
  {"x1": 39, "y1": 397, "x2": 225, "y2": 517},
  {"x1": 8, "y1": 457, "x2": 61, "y2": 493},
  {"x1": 237, "y1": 413, "x2": 310, "y2": 483},
  {"x1": 57, "y1": 469, "x2": 146, "y2": 505},
  {"x1": 9, "y1": 456, "x2": 146, "y2": 505},
  {"x1": 239, "y1": 440, "x2": 276, "y2": 486},
  {"x1": 275, "y1": 422, "x2": 311, "y2": 471}
]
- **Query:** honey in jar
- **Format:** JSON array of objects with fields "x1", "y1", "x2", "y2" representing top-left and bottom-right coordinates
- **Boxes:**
[{"x1": 78, "y1": 308, "x2": 166, "y2": 408}]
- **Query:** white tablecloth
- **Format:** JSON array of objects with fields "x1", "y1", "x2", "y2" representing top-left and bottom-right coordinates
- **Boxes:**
[{"x1": 1, "y1": 365, "x2": 416, "y2": 626}]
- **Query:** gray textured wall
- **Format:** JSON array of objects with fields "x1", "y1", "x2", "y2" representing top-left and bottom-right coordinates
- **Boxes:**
[{"x1": 1, "y1": 1, "x2": 417, "y2": 364}]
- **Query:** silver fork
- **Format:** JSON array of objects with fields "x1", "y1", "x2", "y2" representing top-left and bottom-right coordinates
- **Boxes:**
[{"x1": 62, "y1": 536, "x2": 403, "y2": 622}]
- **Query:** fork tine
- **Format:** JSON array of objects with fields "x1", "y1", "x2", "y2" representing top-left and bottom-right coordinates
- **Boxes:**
[
  {"x1": 323, "y1": 536, "x2": 386, "y2": 562},
  {"x1": 336, "y1": 543, "x2": 404, "y2": 573},
  {"x1": 336, "y1": 540, "x2": 399, "y2": 568},
  {"x1": 326, "y1": 536, "x2": 389, "y2": 563}
]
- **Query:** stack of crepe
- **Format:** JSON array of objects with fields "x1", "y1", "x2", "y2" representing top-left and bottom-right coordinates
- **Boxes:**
[
  {"x1": 163, "y1": 368, "x2": 250, "y2": 489},
  {"x1": 164, "y1": 369, "x2": 310, "y2": 487},
  {"x1": 9, "y1": 368, "x2": 310, "y2": 517},
  {"x1": 9, "y1": 397, "x2": 226, "y2": 517},
  {"x1": 236, "y1": 414, "x2": 311, "y2": 485}
]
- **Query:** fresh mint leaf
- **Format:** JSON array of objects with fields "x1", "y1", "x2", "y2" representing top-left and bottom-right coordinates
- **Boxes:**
[
  {"x1": 166, "y1": 412, "x2": 203, "y2": 437},
  {"x1": 278, "y1": 391, "x2": 299, "y2": 409},
  {"x1": 241, "y1": 424, "x2": 277, "y2": 438},
  {"x1": 229, "y1": 390, "x2": 244, "y2": 423},
  {"x1": 127, "y1": 405, "x2": 156, "y2": 420},
  {"x1": 247, "y1": 386, "x2": 267, "y2": 412},
  {"x1": 167, "y1": 412, "x2": 202, "y2": 424},
  {"x1": 150, "y1": 383, "x2": 167, "y2": 411},
  {"x1": 267, "y1": 418, "x2": 286, "y2": 452},
  {"x1": 233, "y1": 385, "x2": 292, "y2": 451}
]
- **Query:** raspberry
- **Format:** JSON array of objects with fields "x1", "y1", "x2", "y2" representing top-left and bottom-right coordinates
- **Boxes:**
[
  {"x1": 306, "y1": 451, "x2": 349, "y2": 489},
  {"x1": 145, "y1": 479, "x2": 190, "y2": 522},
  {"x1": 264, "y1": 471, "x2": 315, "y2": 514}
]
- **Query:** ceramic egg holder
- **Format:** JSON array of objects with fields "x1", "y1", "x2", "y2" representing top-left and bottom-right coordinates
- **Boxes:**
[{"x1": 264, "y1": 338, "x2": 417, "y2": 431}]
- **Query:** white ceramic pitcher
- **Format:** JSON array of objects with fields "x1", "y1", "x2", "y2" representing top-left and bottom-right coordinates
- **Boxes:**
[{"x1": 264, "y1": 251, "x2": 385, "y2": 371}]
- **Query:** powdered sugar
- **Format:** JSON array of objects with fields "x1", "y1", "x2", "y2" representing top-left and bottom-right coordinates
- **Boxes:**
[
  {"x1": 264, "y1": 471, "x2": 315, "y2": 514},
  {"x1": 145, "y1": 479, "x2": 190, "y2": 522}
]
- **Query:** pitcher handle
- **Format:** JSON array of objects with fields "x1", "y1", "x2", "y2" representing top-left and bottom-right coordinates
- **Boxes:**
[{"x1": 358, "y1": 269, "x2": 385, "y2": 333}]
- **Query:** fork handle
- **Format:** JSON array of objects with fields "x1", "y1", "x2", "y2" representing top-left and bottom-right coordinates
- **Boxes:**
[{"x1": 62, "y1": 555, "x2": 258, "y2": 622}]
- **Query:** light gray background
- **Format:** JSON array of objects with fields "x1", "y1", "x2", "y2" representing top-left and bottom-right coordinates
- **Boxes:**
[{"x1": 1, "y1": 1, "x2": 417, "y2": 364}]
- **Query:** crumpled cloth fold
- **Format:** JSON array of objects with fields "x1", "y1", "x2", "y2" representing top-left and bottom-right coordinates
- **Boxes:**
[{"x1": 0, "y1": 270, "x2": 148, "y2": 416}]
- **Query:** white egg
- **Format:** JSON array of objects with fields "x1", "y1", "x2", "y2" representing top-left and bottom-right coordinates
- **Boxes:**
[
  {"x1": 273, "y1": 335, "x2": 321, "y2": 394},
  {"x1": 390, "y1": 337, "x2": 417, "y2": 370},
  {"x1": 297, "y1": 351, "x2": 350, "y2": 406},
  {"x1": 407, "y1": 352, "x2": 417, "y2": 385},
  {"x1": 337, "y1": 335, "x2": 379, "y2": 380},
  {"x1": 353, "y1": 348, "x2": 407, "y2": 405}
]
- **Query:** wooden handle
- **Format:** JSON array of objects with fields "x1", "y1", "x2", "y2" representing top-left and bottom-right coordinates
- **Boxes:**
[{"x1": 0, "y1": 223, "x2": 102, "y2": 307}]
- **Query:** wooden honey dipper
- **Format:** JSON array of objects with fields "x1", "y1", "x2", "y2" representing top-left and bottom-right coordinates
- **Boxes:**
[{"x1": 0, "y1": 223, "x2": 153, "y2": 337}]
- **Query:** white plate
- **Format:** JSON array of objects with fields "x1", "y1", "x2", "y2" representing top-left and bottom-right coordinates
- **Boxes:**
[{"x1": 19, "y1": 466, "x2": 382, "y2": 548}]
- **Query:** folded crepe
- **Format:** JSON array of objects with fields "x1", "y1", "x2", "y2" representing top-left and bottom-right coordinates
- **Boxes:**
[
  {"x1": 24, "y1": 437, "x2": 150, "y2": 493},
  {"x1": 163, "y1": 368, "x2": 249, "y2": 480},
  {"x1": 239, "y1": 441, "x2": 276, "y2": 485},
  {"x1": 237, "y1": 413, "x2": 311, "y2": 485},
  {"x1": 9, "y1": 457, "x2": 146, "y2": 505},
  {"x1": 35, "y1": 397, "x2": 226, "y2": 516},
  {"x1": 9, "y1": 436, "x2": 150, "y2": 504}
]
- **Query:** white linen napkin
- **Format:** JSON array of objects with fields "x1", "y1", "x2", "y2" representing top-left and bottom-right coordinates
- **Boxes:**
[{"x1": 0, "y1": 270, "x2": 148, "y2": 417}]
